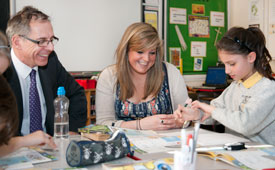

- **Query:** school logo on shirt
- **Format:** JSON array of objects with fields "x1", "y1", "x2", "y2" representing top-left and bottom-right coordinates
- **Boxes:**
[{"x1": 239, "y1": 95, "x2": 251, "y2": 111}]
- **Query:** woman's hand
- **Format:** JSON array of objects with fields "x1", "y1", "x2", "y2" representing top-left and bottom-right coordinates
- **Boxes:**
[
  {"x1": 140, "y1": 114, "x2": 180, "y2": 130},
  {"x1": 191, "y1": 100, "x2": 214, "y2": 121}
]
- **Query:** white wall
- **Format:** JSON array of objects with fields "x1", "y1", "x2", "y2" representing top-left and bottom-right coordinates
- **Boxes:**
[
  {"x1": 228, "y1": 0, "x2": 249, "y2": 28},
  {"x1": 14, "y1": 0, "x2": 141, "y2": 71},
  {"x1": 228, "y1": 0, "x2": 275, "y2": 71},
  {"x1": 13, "y1": 0, "x2": 275, "y2": 74}
]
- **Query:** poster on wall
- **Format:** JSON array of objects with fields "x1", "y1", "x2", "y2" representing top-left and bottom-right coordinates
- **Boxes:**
[
  {"x1": 214, "y1": 27, "x2": 223, "y2": 46},
  {"x1": 249, "y1": 24, "x2": 260, "y2": 28},
  {"x1": 144, "y1": 11, "x2": 158, "y2": 30},
  {"x1": 268, "y1": 0, "x2": 275, "y2": 23},
  {"x1": 169, "y1": 48, "x2": 181, "y2": 67},
  {"x1": 189, "y1": 15, "x2": 210, "y2": 38},
  {"x1": 192, "y1": 4, "x2": 205, "y2": 15},
  {"x1": 191, "y1": 41, "x2": 206, "y2": 57},
  {"x1": 175, "y1": 25, "x2": 187, "y2": 51},
  {"x1": 248, "y1": 0, "x2": 264, "y2": 31},
  {"x1": 170, "y1": 8, "x2": 187, "y2": 25},
  {"x1": 194, "y1": 58, "x2": 203, "y2": 71},
  {"x1": 249, "y1": 0, "x2": 263, "y2": 22},
  {"x1": 210, "y1": 11, "x2": 224, "y2": 27}
]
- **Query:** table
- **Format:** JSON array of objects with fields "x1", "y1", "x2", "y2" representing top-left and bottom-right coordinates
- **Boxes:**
[
  {"x1": 35, "y1": 135, "x2": 105, "y2": 169},
  {"x1": 188, "y1": 87, "x2": 224, "y2": 103},
  {"x1": 34, "y1": 131, "x2": 242, "y2": 170}
]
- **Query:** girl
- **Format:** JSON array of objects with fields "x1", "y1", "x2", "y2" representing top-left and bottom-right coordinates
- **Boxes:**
[{"x1": 176, "y1": 27, "x2": 275, "y2": 145}]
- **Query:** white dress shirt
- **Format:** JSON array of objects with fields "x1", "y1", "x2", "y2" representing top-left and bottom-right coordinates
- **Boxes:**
[{"x1": 11, "y1": 49, "x2": 47, "y2": 135}]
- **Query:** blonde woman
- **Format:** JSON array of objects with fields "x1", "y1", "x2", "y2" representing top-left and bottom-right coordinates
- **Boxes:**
[{"x1": 96, "y1": 22, "x2": 189, "y2": 130}]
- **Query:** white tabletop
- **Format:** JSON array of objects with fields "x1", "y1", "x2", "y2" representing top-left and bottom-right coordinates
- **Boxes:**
[{"x1": 33, "y1": 130, "x2": 241, "y2": 170}]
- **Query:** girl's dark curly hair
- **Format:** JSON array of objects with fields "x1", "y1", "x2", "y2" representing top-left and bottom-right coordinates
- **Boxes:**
[{"x1": 216, "y1": 27, "x2": 274, "y2": 80}]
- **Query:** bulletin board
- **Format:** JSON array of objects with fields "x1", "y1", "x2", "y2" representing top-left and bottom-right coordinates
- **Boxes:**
[{"x1": 166, "y1": 0, "x2": 227, "y2": 74}]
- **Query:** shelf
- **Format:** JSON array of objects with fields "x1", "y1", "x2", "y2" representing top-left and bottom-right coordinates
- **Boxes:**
[
  {"x1": 142, "y1": 0, "x2": 163, "y2": 40},
  {"x1": 85, "y1": 88, "x2": 96, "y2": 125},
  {"x1": 142, "y1": 3, "x2": 159, "y2": 8}
]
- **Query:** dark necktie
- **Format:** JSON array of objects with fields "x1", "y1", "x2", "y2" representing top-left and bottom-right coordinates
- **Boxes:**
[{"x1": 29, "y1": 69, "x2": 43, "y2": 133}]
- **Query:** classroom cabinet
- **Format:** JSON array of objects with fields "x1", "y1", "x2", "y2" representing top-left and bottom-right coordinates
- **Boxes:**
[
  {"x1": 72, "y1": 73, "x2": 98, "y2": 125},
  {"x1": 85, "y1": 89, "x2": 96, "y2": 125}
]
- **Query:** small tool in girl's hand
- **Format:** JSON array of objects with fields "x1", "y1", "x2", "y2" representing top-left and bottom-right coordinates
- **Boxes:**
[{"x1": 182, "y1": 98, "x2": 192, "y2": 128}]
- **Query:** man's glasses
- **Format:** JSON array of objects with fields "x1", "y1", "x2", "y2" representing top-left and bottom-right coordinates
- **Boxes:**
[{"x1": 19, "y1": 35, "x2": 59, "y2": 47}]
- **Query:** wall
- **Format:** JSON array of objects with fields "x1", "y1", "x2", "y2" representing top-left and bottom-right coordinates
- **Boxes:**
[
  {"x1": 11, "y1": 0, "x2": 274, "y2": 84},
  {"x1": 228, "y1": 0, "x2": 249, "y2": 28},
  {"x1": 228, "y1": 0, "x2": 275, "y2": 71},
  {"x1": 13, "y1": 0, "x2": 141, "y2": 71}
]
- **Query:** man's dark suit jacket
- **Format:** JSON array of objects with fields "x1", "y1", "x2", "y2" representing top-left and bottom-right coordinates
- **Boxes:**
[{"x1": 4, "y1": 51, "x2": 87, "y2": 136}]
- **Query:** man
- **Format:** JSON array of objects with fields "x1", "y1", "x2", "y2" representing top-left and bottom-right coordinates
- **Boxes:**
[
  {"x1": 4, "y1": 6, "x2": 87, "y2": 136},
  {"x1": 0, "y1": 31, "x2": 56, "y2": 157}
]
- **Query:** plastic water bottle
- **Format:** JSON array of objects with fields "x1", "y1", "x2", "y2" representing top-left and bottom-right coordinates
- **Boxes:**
[{"x1": 54, "y1": 86, "x2": 69, "y2": 139}]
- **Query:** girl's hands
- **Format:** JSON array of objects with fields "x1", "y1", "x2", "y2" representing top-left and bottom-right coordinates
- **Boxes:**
[
  {"x1": 173, "y1": 104, "x2": 201, "y2": 122},
  {"x1": 191, "y1": 100, "x2": 214, "y2": 121}
]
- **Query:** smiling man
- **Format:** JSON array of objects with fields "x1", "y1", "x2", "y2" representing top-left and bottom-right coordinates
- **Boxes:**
[{"x1": 4, "y1": 6, "x2": 87, "y2": 136}]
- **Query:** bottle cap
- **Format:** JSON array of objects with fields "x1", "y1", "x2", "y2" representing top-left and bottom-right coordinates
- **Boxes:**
[{"x1": 57, "y1": 86, "x2": 66, "y2": 95}]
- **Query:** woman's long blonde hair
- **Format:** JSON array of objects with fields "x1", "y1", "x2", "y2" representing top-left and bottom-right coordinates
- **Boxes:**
[{"x1": 115, "y1": 22, "x2": 164, "y2": 101}]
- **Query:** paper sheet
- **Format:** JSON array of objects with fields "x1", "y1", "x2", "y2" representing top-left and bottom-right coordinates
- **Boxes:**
[
  {"x1": 130, "y1": 135, "x2": 181, "y2": 153},
  {"x1": 229, "y1": 148, "x2": 275, "y2": 169},
  {"x1": 120, "y1": 129, "x2": 181, "y2": 154},
  {"x1": 0, "y1": 147, "x2": 57, "y2": 170},
  {"x1": 197, "y1": 133, "x2": 250, "y2": 146}
]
